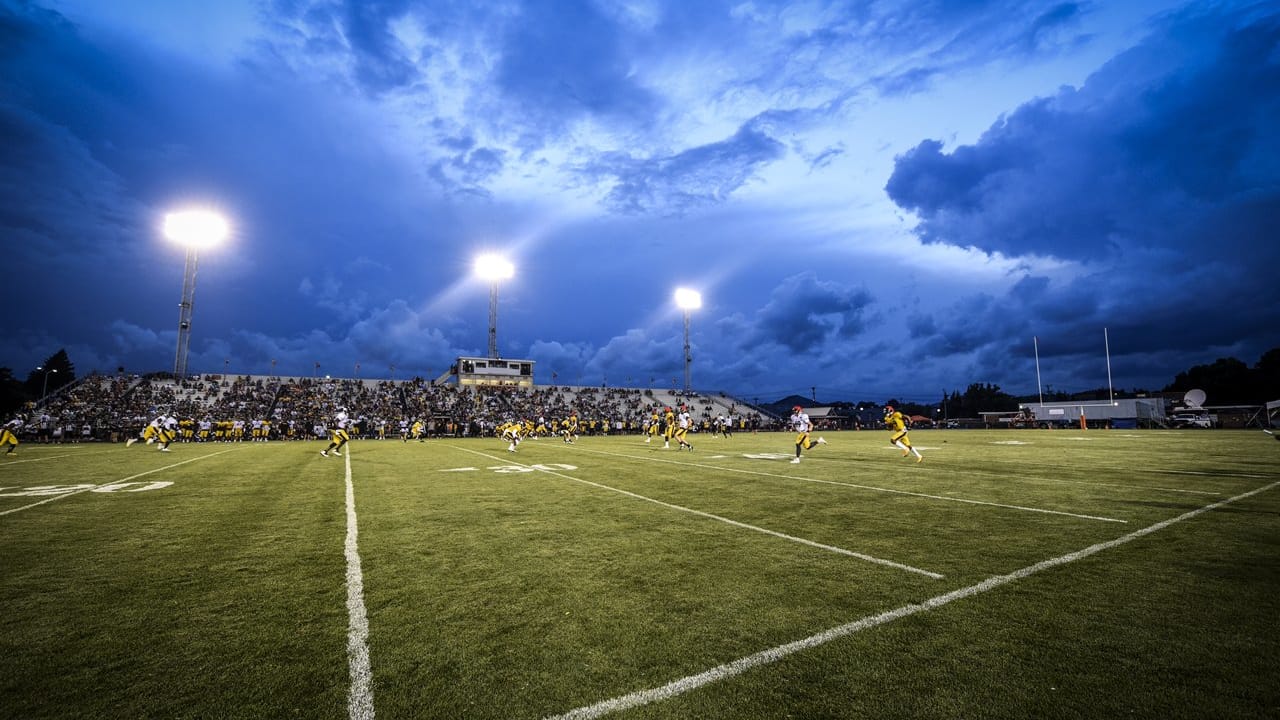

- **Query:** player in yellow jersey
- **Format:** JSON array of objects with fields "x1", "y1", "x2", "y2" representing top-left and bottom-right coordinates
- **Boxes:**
[
  {"x1": 410, "y1": 419, "x2": 425, "y2": 442},
  {"x1": 561, "y1": 413, "x2": 579, "y2": 444},
  {"x1": 662, "y1": 407, "x2": 676, "y2": 449},
  {"x1": 500, "y1": 420, "x2": 528, "y2": 452},
  {"x1": 644, "y1": 410, "x2": 660, "y2": 444},
  {"x1": 884, "y1": 400, "x2": 923, "y2": 462}
]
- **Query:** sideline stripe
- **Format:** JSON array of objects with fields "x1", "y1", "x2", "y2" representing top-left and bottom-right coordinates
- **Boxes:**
[
  {"x1": 344, "y1": 450, "x2": 376, "y2": 720},
  {"x1": 569, "y1": 446, "x2": 1127, "y2": 524},
  {"x1": 545, "y1": 479, "x2": 1280, "y2": 720},
  {"x1": 448, "y1": 445, "x2": 943, "y2": 580},
  {"x1": 0, "y1": 448, "x2": 237, "y2": 517}
]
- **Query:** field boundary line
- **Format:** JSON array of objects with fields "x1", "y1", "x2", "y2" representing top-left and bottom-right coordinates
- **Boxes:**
[
  {"x1": 448, "y1": 445, "x2": 944, "y2": 579},
  {"x1": 343, "y1": 451, "x2": 376, "y2": 720},
  {"x1": 545, "y1": 479, "x2": 1280, "y2": 720},
  {"x1": 0, "y1": 448, "x2": 237, "y2": 517},
  {"x1": 567, "y1": 446, "x2": 1127, "y2": 524}
]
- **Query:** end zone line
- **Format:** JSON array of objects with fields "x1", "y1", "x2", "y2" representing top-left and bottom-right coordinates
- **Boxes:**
[
  {"x1": 545, "y1": 479, "x2": 1280, "y2": 720},
  {"x1": 448, "y1": 445, "x2": 943, "y2": 579},
  {"x1": 343, "y1": 451, "x2": 376, "y2": 720},
  {"x1": 0, "y1": 448, "x2": 238, "y2": 517},
  {"x1": 568, "y1": 446, "x2": 1127, "y2": 524}
]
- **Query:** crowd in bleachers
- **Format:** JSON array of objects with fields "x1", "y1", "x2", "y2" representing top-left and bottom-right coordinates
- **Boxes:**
[{"x1": 10, "y1": 373, "x2": 774, "y2": 443}]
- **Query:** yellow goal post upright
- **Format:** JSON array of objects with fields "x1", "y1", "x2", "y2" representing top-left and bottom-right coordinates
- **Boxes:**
[{"x1": 1032, "y1": 328, "x2": 1118, "y2": 430}]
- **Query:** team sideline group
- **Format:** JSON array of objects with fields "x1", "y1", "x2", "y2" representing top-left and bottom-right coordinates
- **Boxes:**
[{"x1": 3, "y1": 400, "x2": 923, "y2": 463}]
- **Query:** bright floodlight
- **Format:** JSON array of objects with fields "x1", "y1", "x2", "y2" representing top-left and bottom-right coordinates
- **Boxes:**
[
  {"x1": 164, "y1": 210, "x2": 229, "y2": 249},
  {"x1": 474, "y1": 254, "x2": 515, "y2": 281},
  {"x1": 475, "y1": 254, "x2": 514, "y2": 358},
  {"x1": 674, "y1": 288, "x2": 702, "y2": 310}
]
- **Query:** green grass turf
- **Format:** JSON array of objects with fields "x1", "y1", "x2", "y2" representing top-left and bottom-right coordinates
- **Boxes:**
[{"x1": 1, "y1": 428, "x2": 1277, "y2": 719}]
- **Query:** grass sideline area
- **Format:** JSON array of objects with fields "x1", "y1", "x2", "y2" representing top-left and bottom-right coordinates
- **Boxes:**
[{"x1": 1, "y1": 429, "x2": 1277, "y2": 719}]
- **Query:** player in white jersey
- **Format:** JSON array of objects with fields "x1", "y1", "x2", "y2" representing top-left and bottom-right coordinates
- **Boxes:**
[
  {"x1": 156, "y1": 415, "x2": 180, "y2": 452},
  {"x1": 2, "y1": 416, "x2": 23, "y2": 456},
  {"x1": 126, "y1": 413, "x2": 165, "y2": 447},
  {"x1": 789, "y1": 405, "x2": 827, "y2": 463},
  {"x1": 674, "y1": 406, "x2": 694, "y2": 451},
  {"x1": 321, "y1": 408, "x2": 351, "y2": 457}
]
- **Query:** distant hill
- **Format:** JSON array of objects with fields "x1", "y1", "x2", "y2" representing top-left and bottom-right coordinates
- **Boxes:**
[{"x1": 763, "y1": 395, "x2": 812, "y2": 416}]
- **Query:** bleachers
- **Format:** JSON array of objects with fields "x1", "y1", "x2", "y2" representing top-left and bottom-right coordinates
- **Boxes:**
[{"x1": 20, "y1": 373, "x2": 773, "y2": 441}]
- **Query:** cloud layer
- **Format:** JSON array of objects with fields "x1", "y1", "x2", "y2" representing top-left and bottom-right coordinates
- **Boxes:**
[{"x1": 3, "y1": 0, "x2": 1277, "y2": 403}]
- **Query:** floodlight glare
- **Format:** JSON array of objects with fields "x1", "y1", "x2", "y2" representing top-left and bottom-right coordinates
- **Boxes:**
[
  {"x1": 474, "y1": 254, "x2": 515, "y2": 281},
  {"x1": 474, "y1": 254, "x2": 515, "y2": 358},
  {"x1": 674, "y1": 288, "x2": 702, "y2": 310},
  {"x1": 166, "y1": 207, "x2": 229, "y2": 378},
  {"x1": 674, "y1": 287, "x2": 703, "y2": 393},
  {"x1": 164, "y1": 209, "x2": 229, "y2": 249}
]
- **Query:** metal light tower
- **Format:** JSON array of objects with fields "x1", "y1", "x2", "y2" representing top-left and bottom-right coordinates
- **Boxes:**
[
  {"x1": 164, "y1": 209, "x2": 228, "y2": 378},
  {"x1": 37, "y1": 366, "x2": 58, "y2": 401},
  {"x1": 474, "y1": 254, "x2": 514, "y2": 359},
  {"x1": 674, "y1": 288, "x2": 702, "y2": 393}
]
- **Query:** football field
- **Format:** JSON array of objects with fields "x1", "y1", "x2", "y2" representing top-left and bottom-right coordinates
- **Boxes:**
[{"x1": 2, "y1": 429, "x2": 1278, "y2": 719}]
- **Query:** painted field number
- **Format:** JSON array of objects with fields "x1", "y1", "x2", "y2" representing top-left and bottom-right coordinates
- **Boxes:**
[{"x1": 489, "y1": 464, "x2": 578, "y2": 473}]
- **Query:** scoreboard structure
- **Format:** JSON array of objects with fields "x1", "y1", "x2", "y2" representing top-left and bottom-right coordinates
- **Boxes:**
[{"x1": 448, "y1": 356, "x2": 535, "y2": 388}]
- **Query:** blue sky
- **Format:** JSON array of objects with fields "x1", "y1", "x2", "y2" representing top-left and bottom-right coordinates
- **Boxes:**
[{"x1": 2, "y1": 0, "x2": 1277, "y2": 403}]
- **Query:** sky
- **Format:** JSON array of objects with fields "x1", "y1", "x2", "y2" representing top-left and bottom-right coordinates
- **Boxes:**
[{"x1": 2, "y1": 0, "x2": 1277, "y2": 404}]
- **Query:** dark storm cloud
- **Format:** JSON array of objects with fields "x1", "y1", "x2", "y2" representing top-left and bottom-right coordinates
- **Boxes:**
[
  {"x1": 739, "y1": 273, "x2": 874, "y2": 354},
  {"x1": 886, "y1": 4, "x2": 1280, "y2": 261},
  {"x1": 883, "y1": 3, "x2": 1280, "y2": 389},
  {"x1": 340, "y1": 0, "x2": 420, "y2": 92},
  {"x1": 592, "y1": 125, "x2": 786, "y2": 215},
  {"x1": 262, "y1": 0, "x2": 421, "y2": 93}
]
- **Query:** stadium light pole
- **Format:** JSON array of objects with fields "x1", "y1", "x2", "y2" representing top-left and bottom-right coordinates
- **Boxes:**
[
  {"x1": 164, "y1": 209, "x2": 229, "y2": 379},
  {"x1": 37, "y1": 366, "x2": 57, "y2": 401},
  {"x1": 474, "y1": 254, "x2": 514, "y2": 359},
  {"x1": 674, "y1": 288, "x2": 702, "y2": 394}
]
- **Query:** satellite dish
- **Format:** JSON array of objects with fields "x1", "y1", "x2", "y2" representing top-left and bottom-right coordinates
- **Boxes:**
[{"x1": 1184, "y1": 389, "x2": 1207, "y2": 408}]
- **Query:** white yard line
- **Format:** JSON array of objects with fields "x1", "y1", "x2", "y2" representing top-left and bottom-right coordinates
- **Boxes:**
[
  {"x1": 0, "y1": 448, "x2": 237, "y2": 517},
  {"x1": 449, "y1": 445, "x2": 943, "y2": 580},
  {"x1": 545, "y1": 479, "x2": 1280, "y2": 720},
  {"x1": 569, "y1": 446, "x2": 1127, "y2": 524},
  {"x1": 0, "y1": 449, "x2": 119, "y2": 466},
  {"x1": 344, "y1": 450, "x2": 376, "y2": 720},
  {"x1": 939, "y1": 464, "x2": 1223, "y2": 496},
  {"x1": 1010, "y1": 459, "x2": 1272, "y2": 481}
]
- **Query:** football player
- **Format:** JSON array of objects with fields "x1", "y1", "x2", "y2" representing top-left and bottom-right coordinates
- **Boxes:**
[
  {"x1": 321, "y1": 407, "x2": 351, "y2": 457},
  {"x1": 675, "y1": 405, "x2": 694, "y2": 451},
  {"x1": 789, "y1": 405, "x2": 828, "y2": 464},
  {"x1": 1, "y1": 415, "x2": 23, "y2": 456},
  {"x1": 884, "y1": 400, "x2": 923, "y2": 462}
]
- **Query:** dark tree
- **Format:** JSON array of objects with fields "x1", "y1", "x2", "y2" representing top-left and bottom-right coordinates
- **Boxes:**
[
  {"x1": 25, "y1": 349, "x2": 76, "y2": 401},
  {"x1": 1164, "y1": 356, "x2": 1255, "y2": 404},
  {"x1": 0, "y1": 368, "x2": 25, "y2": 417}
]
